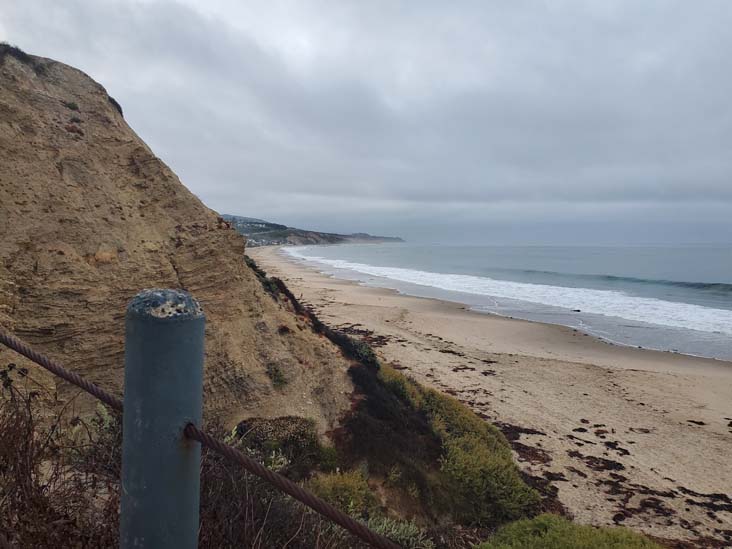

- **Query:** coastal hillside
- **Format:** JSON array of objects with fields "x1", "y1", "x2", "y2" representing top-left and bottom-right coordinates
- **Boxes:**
[
  {"x1": 0, "y1": 47, "x2": 536, "y2": 547},
  {"x1": 223, "y1": 213, "x2": 403, "y2": 246},
  {"x1": 0, "y1": 47, "x2": 352, "y2": 430},
  {"x1": 0, "y1": 46, "x2": 665, "y2": 548}
]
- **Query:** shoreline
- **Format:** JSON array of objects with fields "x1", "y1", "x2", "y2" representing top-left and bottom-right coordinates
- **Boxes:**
[
  {"x1": 280, "y1": 243, "x2": 732, "y2": 365},
  {"x1": 473, "y1": 307, "x2": 729, "y2": 366},
  {"x1": 249, "y1": 245, "x2": 732, "y2": 546},
  {"x1": 257, "y1": 245, "x2": 732, "y2": 376}
]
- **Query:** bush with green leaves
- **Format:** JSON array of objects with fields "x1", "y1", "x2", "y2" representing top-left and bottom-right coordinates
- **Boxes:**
[
  {"x1": 441, "y1": 432, "x2": 539, "y2": 524},
  {"x1": 266, "y1": 284, "x2": 539, "y2": 527},
  {"x1": 475, "y1": 513, "x2": 661, "y2": 549},
  {"x1": 309, "y1": 469, "x2": 378, "y2": 518},
  {"x1": 366, "y1": 516, "x2": 435, "y2": 549},
  {"x1": 0, "y1": 382, "x2": 360, "y2": 548},
  {"x1": 235, "y1": 416, "x2": 336, "y2": 479},
  {"x1": 108, "y1": 95, "x2": 123, "y2": 116},
  {"x1": 265, "y1": 361, "x2": 287, "y2": 387},
  {"x1": 350, "y1": 339, "x2": 379, "y2": 367},
  {"x1": 0, "y1": 42, "x2": 47, "y2": 75},
  {"x1": 244, "y1": 254, "x2": 280, "y2": 295},
  {"x1": 378, "y1": 364, "x2": 540, "y2": 524}
]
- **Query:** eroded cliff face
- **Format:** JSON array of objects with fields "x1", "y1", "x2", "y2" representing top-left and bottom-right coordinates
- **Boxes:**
[{"x1": 0, "y1": 51, "x2": 352, "y2": 431}]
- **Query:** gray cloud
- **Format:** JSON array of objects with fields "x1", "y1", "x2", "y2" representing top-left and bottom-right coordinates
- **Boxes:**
[{"x1": 2, "y1": 0, "x2": 731, "y2": 243}]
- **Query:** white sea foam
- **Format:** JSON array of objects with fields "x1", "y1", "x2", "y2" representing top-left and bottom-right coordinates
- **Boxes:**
[{"x1": 284, "y1": 247, "x2": 732, "y2": 336}]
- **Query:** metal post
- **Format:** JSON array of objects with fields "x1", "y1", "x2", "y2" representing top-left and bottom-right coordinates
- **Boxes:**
[{"x1": 120, "y1": 289, "x2": 205, "y2": 549}]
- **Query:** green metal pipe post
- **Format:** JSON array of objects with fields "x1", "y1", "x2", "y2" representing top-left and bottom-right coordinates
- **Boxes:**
[{"x1": 120, "y1": 289, "x2": 205, "y2": 549}]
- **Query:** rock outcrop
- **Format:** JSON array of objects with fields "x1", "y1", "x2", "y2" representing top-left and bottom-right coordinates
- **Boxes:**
[{"x1": 0, "y1": 48, "x2": 351, "y2": 430}]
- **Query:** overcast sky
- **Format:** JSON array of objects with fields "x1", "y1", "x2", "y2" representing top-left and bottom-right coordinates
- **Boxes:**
[{"x1": 2, "y1": 1, "x2": 732, "y2": 244}]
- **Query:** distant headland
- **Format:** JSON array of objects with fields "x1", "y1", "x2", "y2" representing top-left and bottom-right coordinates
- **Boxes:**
[{"x1": 222, "y1": 214, "x2": 404, "y2": 247}]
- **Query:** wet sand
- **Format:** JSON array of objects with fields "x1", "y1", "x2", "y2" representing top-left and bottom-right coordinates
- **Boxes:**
[{"x1": 248, "y1": 246, "x2": 732, "y2": 546}]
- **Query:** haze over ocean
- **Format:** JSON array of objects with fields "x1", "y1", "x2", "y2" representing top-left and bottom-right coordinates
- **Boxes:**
[{"x1": 286, "y1": 243, "x2": 732, "y2": 361}]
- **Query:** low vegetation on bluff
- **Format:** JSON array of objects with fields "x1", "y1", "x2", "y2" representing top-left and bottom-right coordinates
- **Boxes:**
[
  {"x1": 0, "y1": 255, "x2": 662, "y2": 548},
  {"x1": 242, "y1": 256, "x2": 659, "y2": 548},
  {"x1": 476, "y1": 514, "x2": 661, "y2": 549},
  {"x1": 0, "y1": 44, "x2": 664, "y2": 548}
]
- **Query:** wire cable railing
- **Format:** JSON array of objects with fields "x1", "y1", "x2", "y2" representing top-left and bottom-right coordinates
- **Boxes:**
[{"x1": 0, "y1": 327, "x2": 401, "y2": 549}]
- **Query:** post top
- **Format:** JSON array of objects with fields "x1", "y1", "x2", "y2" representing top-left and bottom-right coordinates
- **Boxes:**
[{"x1": 127, "y1": 288, "x2": 204, "y2": 320}]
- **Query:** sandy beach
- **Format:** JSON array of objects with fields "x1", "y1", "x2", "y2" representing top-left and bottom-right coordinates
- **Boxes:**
[{"x1": 249, "y1": 245, "x2": 732, "y2": 547}]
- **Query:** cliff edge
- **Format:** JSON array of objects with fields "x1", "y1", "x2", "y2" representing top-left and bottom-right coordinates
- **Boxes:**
[{"x1": 0, "y1": 47, "x2": 351, "y2": 430}]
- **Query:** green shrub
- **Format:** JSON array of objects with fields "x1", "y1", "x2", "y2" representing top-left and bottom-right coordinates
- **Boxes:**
[
  {"x1": 475, "y1": 514, "x2": 661, "y2": 549},
  {"x1": 366, "y1": 516, "x2": 435, "y2": 549},
  {"x1": 378, "y1": 365, "x2": 540, "y2": 525},
  {"x1": 318, "y1": 444, "x2": 339, "y2": 472},
  {"x1": 244, "y1": 254, "x2": 280, "y2": 295},
  {"x1": 379, "y1": 363, "x2": 508, "y2": 448},
  {"x1": 441, "y1": 433, "x2": 539, "y2": 523},
  {"x1": 0, "y1": 42, "x2": 32, "y2": 64},
  {"x1": 235, "y1": 416, "x2": 333, "y2": 479},
  {"x1": 265, "y1": 361, "x2": 287, "y2": 387},
  {"x1": 418, "y1": 384, "x2": 508, "y2": 447},
  {"x1": 239, "y1": 274, "x2": 537, "y2": 529},
  {"x1": 386, "y1": 464, "x2": 404, "y2": 486},
  {"x1": 351, "y1": 339, "x2": 380, "y2": 366},
  {"x1": 63, "y1": 100, "x2": 79, "y2": 111},
  {"x1": 199, "y1": 421, "x2": 355, "y2": 548},
  {"x1": 108, "y1": 95, "x2": 123, "y2": 116},
  {"x1": 309, "y1": 470, "x2": 377, "y2": 517},
  {"x1": 0, "y1": 42, "x2": 46, "y2": 75}
]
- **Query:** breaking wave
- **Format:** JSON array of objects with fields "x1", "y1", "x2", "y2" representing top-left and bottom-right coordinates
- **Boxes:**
[{"x1": 284, "y1": 248, "x2": 732, "y2": 336}]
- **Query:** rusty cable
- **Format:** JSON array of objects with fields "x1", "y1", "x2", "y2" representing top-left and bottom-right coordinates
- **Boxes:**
[
  {"x1": 185, "y1": 423, "x2": 401, "y2": 549},
  {"x1": 0, "y1": 328, "x2": 123, "y2": 411},
  {"x1": 0, "y1": 328, "x2": 401, "y2": 548}
]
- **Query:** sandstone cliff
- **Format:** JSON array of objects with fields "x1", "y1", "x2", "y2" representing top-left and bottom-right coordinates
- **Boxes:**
[{"x1": 0, "y1": 48, "x2": 351, "y2": 431}]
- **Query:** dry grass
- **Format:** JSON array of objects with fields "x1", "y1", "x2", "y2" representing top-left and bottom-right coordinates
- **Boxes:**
[
  {"x1": 197, "y1": 422, "x2": 355, "y2": 548},
  {"x1": 0, "y1": 361, "x2": 367, "y2": 548},
  {"x1": 0, "y1": 370, "x2": 120, "y2": 547},
  {"x1": 0, "y1": 42, "x2": 47, "y2": 75}
]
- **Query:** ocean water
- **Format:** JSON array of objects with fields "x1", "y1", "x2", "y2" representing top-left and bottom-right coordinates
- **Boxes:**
[{"x1": 283, "y1": 243, "x2": 732, "y2": 361}]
